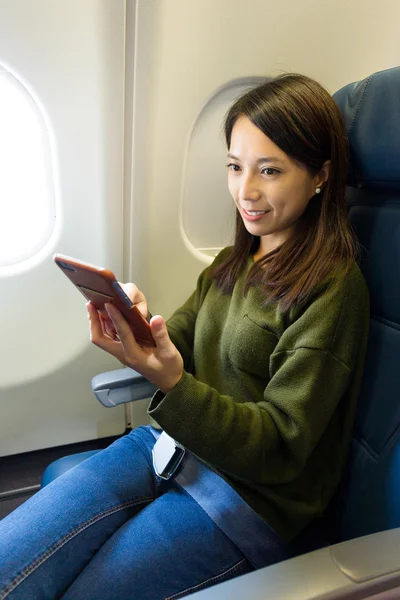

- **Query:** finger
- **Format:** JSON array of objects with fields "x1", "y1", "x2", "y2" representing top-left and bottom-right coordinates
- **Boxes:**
[
  {"x1": 119, "y1": 282, "x2": 148, "y2": 319},
  {"x1": 106, "y1": 324, "x2": 119, "y2": 341},
  {"x1": 87, "y1": 303, "x2": 126, "y2": 361},
  {"x1": 119, "y1": 282, "x2": 137, "y2": 302},
  {"x1": 88, "y1": 303, "x2": 111, "y2": 344},
  {"x1": 87, "y1": 302, "x2": 104, "y2": 340},
  {"x1": 149, "y1": 315, "x2": 172, "y2": 351},
  {"x1": 99, "y1": 312, "x2": 119, "y2": 340},
  {"x1": 105, "y1": 303, "x2": 140, "y2": 351},
  {"x1": 86, "y1": 303, "x2": 117, "y2": 341},
  {"x1": 98, "y1": 312, "x2": 108, "y2": 336}
]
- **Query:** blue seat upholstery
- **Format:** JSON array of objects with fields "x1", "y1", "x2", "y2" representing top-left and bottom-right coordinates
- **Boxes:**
[
  {"x1": 41, "y1": 67, "x2": 400, "y2": 552},
  {"x1": 41, "y1": 450, "x2": 100, "y2": 488},
  {"x1": 327, "y1": 66, "x2": 400, "y2": 543}
]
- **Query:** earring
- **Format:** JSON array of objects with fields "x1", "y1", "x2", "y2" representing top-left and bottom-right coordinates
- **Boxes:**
[{"x1": 315, "y1": 187, "x2": 321, "y2": 194}]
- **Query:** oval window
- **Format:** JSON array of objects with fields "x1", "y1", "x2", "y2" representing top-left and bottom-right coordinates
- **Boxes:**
[
  {"x1": 180, "y1": 77, "x2": 266, "y2": 258},
  {"x1": 0, "y1": 65, "x2": 56, "y2": 268}
]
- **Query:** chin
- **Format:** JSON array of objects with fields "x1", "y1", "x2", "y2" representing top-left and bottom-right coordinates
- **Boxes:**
[{"x1": 244, "y1": 224, "x2": 274, "y2": 236}]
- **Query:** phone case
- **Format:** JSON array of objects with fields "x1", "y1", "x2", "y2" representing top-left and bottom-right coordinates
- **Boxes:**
[{"x1": 54, "y1": 254, "x2": 155, "y2": 347}]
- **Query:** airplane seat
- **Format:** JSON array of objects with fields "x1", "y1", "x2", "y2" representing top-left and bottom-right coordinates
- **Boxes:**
[
  {"x1": 40, "y1": 450, "x2": 100, "y2": 487},
  {"x1": 41, "y1": 372, "x2": 157, "y2": 488},
  {"x1": 325, "y1": 65, "x2": 400, "y2": 545},
  {"x1": 42, "y1": 66, "x2": 400, "y2": 565}
]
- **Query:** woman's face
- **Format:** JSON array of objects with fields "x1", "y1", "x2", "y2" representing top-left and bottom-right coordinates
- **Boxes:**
[{"x1": 227, "y1": 116, "x2": 327, "y2": 255}]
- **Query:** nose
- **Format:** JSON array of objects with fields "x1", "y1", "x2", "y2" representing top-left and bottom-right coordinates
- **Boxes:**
[{"x1": 238, "y1": 171, "x2": 261, "y2": 203}]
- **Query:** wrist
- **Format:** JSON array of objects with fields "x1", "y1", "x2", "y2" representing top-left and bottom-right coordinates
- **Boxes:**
[{"x1": 159, "y1": 371, "x2": 183, "y2": 394}]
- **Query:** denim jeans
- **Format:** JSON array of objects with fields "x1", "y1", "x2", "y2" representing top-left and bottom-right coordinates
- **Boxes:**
[{"x1": 0, "y1": 426, "x2": 287, "y2": 600}]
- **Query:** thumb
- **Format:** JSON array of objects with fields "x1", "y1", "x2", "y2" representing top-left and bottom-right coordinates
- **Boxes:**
[{"x1": 149, "y1": 315, "x2": 171, "y2": 348}]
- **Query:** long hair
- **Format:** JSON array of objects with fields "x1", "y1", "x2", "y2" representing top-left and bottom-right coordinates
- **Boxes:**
[{"x1": 212, "y1": 74, "x2": 358, "y2": 311}]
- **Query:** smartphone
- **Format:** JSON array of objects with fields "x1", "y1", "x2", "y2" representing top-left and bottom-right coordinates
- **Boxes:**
[{"x1": 54, "y1": 253, "x2": 155, "y2": 347}]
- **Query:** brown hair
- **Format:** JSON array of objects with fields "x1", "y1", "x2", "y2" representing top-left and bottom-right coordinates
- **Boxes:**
[{"x1": 212, "y1": 73, "x2": 358, "y2": 311}]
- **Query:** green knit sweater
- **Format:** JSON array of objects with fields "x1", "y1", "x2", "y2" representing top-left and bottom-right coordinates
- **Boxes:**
[{"x1": 148, "y1": 248, "x2": 370, "y2": 541}]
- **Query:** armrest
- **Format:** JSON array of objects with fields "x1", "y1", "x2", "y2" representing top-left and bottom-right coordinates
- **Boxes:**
[
  {"x1": 188, "y1": 528, "x2": 400, "y2": 599},
  {"x1": 91, "y1": 367, "x2": 157, "y2": 407}
]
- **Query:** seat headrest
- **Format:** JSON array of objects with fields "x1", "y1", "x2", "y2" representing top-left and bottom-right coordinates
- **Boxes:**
[{"x1": 333, "y1": 67, "x2": 400, "y2": 190}]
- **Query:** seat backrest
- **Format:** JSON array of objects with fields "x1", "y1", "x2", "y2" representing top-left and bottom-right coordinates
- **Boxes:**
[{"x1": 328, "y1": 67, "x2": 400, "y2": 543}]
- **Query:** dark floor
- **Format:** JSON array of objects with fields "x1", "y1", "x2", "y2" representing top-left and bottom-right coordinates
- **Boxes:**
[{"x1": 0, "y1": 432, "x2": 126, "y2": 520}]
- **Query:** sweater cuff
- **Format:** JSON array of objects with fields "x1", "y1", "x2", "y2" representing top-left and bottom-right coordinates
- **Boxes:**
[
  {"x1": 147, "y1": 371, "x2": 196, "y2": 432},
  {"x1": 148, "y1": 371, "x2": 190, "y2": 410},
  {"x1": 149, "y1": 389, "x2": 166, "y2": 411}
]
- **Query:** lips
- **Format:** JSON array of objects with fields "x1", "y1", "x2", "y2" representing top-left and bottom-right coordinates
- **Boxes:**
[{"x1": 241, "y1": 208, "x2": 271, "y2": 221}]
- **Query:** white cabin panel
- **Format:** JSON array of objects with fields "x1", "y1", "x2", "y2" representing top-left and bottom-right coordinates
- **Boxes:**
[
  {"x1": 128, "y1": 0, "x2": 399, "y2": 321},
  {"x1": 0, "y1": 0, "x2": 399, "y2": 455},
  {"x1": 0, "y1": 0, "x2": 127, "y2": 455}
]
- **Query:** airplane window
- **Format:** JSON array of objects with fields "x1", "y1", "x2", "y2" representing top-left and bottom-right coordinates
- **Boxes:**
[
  {"x1": 181, "y1": 78, "x2": 265, "y2": 259},
  {"x1": 0, "y1": 65, "x2": 57, "y2": 269}
]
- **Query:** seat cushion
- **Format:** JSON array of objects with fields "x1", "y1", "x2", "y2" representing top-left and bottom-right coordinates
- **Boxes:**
[{"x1": 41, "y1": 450, "x2": 100, "y2": 488}]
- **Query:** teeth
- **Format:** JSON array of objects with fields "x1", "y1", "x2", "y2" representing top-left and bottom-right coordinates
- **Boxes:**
[{"x1": 246, "y1": 210, "x2": 268, "y2": 215}]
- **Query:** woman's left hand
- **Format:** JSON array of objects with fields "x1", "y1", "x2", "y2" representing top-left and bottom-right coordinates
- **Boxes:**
[{"x1": 87, "y1": 302, "x2": 184, "y2": 394}]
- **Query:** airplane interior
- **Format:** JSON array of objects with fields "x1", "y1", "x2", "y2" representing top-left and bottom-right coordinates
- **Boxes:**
[{"x1": 1, "y1": 1, "x2": 400, "y2": 598}]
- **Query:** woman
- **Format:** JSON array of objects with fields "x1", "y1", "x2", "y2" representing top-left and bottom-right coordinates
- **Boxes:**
[{"x1": 0, "y1": 74, "x2": 369, "y2": 600}]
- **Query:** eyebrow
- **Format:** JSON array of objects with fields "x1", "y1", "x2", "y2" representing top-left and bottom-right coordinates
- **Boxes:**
[{"x1": 227, "y1": 153, "x2": 285, "y2": 165}]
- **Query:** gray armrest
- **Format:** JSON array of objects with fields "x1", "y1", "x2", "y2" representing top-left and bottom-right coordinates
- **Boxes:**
[
  {"x1": 189, "y1": 528, "x2": 400, "y2": 599},
  {"x1": 91, "y1": 367, "x2": 157, "y2": 407}
]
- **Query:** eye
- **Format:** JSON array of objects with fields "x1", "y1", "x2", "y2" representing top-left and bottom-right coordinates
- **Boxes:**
[
  {"x1": 226, "y1": 163, "x2": 241, "y2": 172},
  {"x1": 261, "y1": 167, "x2": 280, "y2": 176}
]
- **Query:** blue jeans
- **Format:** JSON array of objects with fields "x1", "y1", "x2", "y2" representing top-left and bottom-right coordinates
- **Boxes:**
[{"x1": 0, "y1": 426, "x2": 287, "y2": 599}]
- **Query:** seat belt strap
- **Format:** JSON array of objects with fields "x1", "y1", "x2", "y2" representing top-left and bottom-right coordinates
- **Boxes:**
[{"x1": 149, "y1": 427, "x2": 290, "y2": 569}]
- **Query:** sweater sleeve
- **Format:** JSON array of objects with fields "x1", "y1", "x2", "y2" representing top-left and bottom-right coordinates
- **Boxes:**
[{"x1": 148, "y1": 270, "x2": 370, "y2": 486}]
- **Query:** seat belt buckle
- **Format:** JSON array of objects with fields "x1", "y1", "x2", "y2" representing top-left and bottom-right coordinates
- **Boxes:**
[{"x1": 152, "y1": 431, "x2": 185, "y2": 480}]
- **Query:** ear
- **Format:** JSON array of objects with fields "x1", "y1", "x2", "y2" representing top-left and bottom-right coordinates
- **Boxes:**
[{"x1": 315, "y1": 160, "x2": 331, "y2": 189}]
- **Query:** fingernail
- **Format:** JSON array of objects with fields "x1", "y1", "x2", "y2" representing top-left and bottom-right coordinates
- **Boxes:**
[
  {"x1": 151, "y1": 316, "x2": 164, "y2": 329},
  {"x1": 105, "y1": 303, "x2": 114, "y2": 316}
]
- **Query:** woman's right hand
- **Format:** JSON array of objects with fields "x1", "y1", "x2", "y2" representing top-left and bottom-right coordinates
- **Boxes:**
[{"x1": 99, "y1": 282, "x2": 149, "y2": 340}]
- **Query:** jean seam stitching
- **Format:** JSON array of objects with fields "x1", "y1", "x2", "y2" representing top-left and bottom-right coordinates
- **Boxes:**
[
  {"x1": 164, "y1": 558, "x2": 248, "y2": 600},
  {"x1": 0, "y1": 495, "x2": 153, "y2": 600},
  {"x1": 126, "y1": 434, "x2": 155, "y2": 472}
]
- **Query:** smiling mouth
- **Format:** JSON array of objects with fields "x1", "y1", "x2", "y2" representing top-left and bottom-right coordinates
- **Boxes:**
[
  {"x1": 241, "y1": 208, "x2": 271, "y2": 221},
  {"x1": 240, "y1": 208, "x2": 271, "y2": 223},
  {"x1": 243, "y1": 210, "x2": 269, "y2": 216}
]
